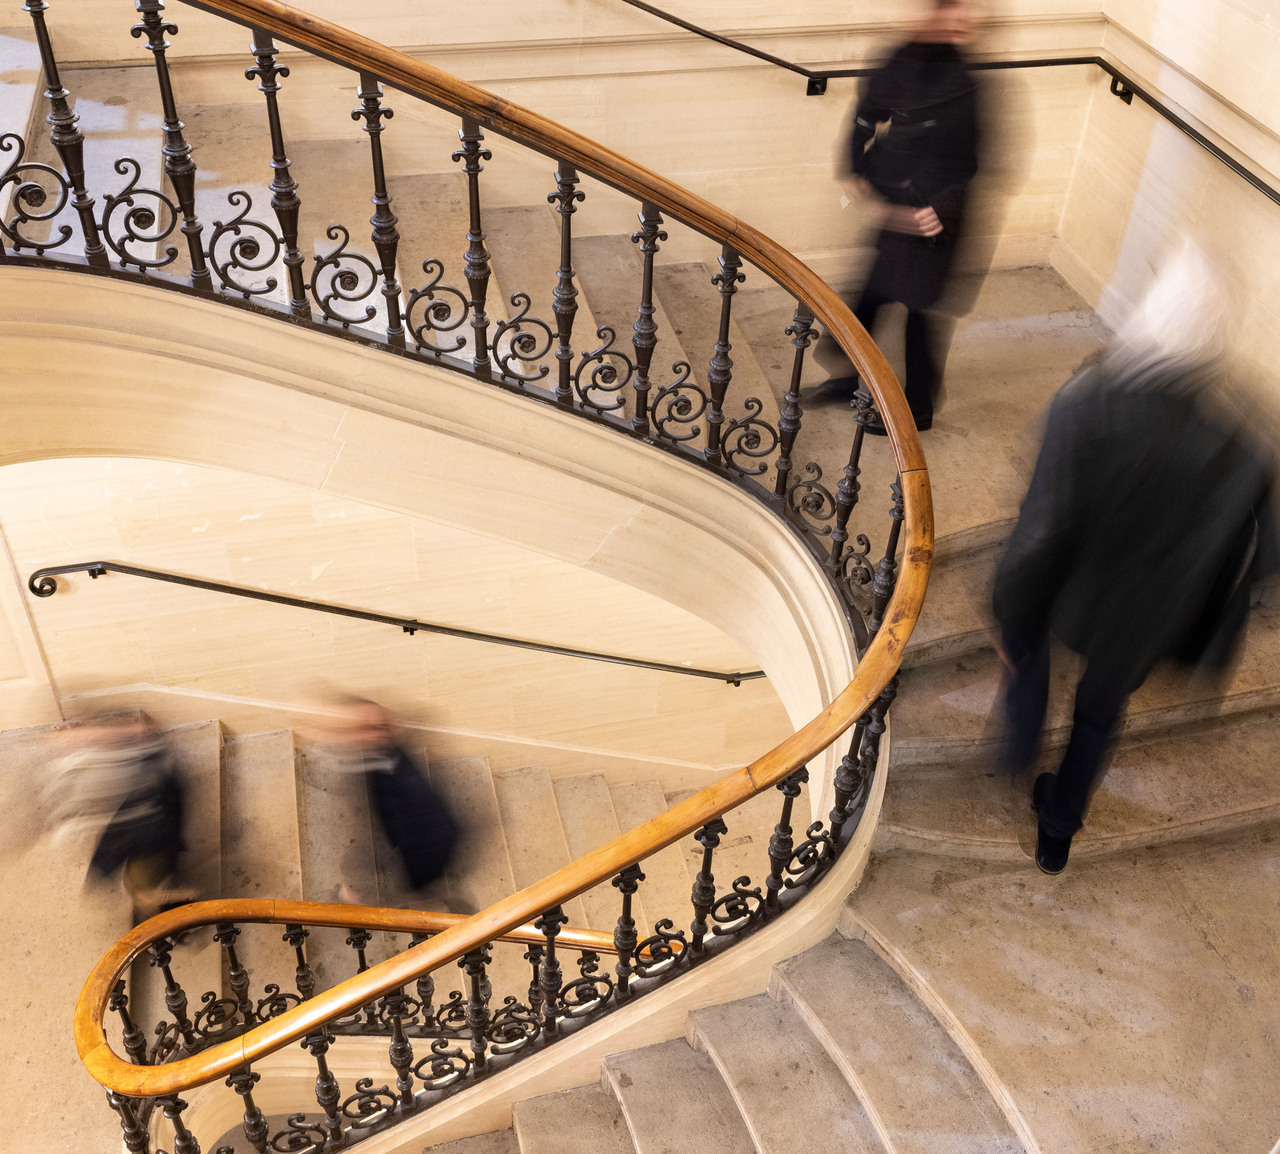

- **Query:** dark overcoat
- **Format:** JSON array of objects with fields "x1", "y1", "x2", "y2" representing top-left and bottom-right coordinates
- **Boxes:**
[{"x1": 367, "y1": 746, "x2": 460, "y2": 891}]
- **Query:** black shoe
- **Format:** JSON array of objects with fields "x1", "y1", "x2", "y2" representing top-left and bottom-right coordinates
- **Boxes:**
[
  {"x1": 1031, "y1": 771, "x2": 1054, "y2": 814},
  {"x1": 861, "y1": 414, "x2": 930, "y2": 437},
  {"x1": 800, "y1": 377, "x2": 859, "y2": 406},
  {"x1": 1035, "y1": 826, "x2": 1072, "y2": 874}
]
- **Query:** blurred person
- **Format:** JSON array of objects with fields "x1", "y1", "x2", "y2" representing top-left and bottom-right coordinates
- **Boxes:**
[
  {"x1": 45, "y1": 712, "x2": 192, "y2": 924},
  {"x1": 808, "y1": 0, "x2": 982, "y2": 433},
  {"x1": 992, "y1": 241, "x2": 1277, "y2": 874},
  {"x1": 321, "y1": 698, "x2": 462, "y2": 910}
]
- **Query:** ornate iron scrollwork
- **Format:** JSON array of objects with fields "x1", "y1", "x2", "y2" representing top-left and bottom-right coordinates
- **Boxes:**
[
  {"x1": 309, "y1": 223, "x2": 379, "y2": 327},
  {"x1": 193, "y1": 989, "x2": 242, "y2": 1041},
  {"x1": 555, "y1": 951, "x2": 614, "y2": 1018},
  {"x1": 206, "y1": 190, "x2": 283, "y2": 297},
  {"x1": 491, "y1": 291, "x2": 554, "y2": 382},
  {"x1": 268, "y1": 1114, "x2": 330, "y2": 1153},
  {"x1": 634, "y1": 919, "x2": 689, "y2": 978},
  {"x1": 339, "y1": 1077, "x2": 398, "y2": 1129},
  {"x1": 0, "y1": 132, "x2": 73, "y2": 253},
  {"x1": 787, "y1": 462, "x2": 838, "y2": 536},
  {"x1": 784, "y1": 820, "x2": 836, "y2": 890},
  {"x1": 650, "y1": 362, "x2": 707, "y2": 443},
  {"x1": 485, "y1": 997, "x2": 541, "y2": 1054},
  {"x1": 432, "y1": 989, "x2": 469, "y2": 1036},
  {"x1": 838, "y1": 533, "x2": 876, "y2": 601},
  {"x1": 256, "y1": 983, "x2": 302, "y2": 1021},
  {"x1": 573, "y1": 325, "x2": 636, "y2": 413},
  {"x1": 709, "y1": 876, "x2": 765, "y2": 937},
  {"x1": 404, "y1": 258, "x2": 472, "y2": 355},
  {"x1": 99, "y1": 156, "x2": 181, "y2": 271},
  {"x1": 722, "y1": 397, "x2": 781, "y2": 477},
  {"x1": 411, "y1": 1037, "x2": 471, "y2": 1090}
]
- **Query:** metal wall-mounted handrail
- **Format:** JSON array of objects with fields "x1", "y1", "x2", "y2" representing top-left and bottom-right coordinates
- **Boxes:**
[{"x1": 27, "y1": 561, "x2": 766, "y2": 685}]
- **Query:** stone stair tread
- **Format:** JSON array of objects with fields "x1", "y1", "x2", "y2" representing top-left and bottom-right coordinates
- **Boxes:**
[
  {"x1": 424, "y1": 1130, "x2": 520, "y2": 1153},
  {"x1": 553, "y1": 772, "x2": 648, "y2": 933},
  {"x1": 604, "y1": 1038, "x2": 756, "y2": 1154},
  {"x1": 689, "y1": 993, "x2": 885, "y2": 1153},
  {"x1": 513, "y1": 1083, "x2": 636, "y2": 1154},
  {"x1": 609, "y1": 781, "x2": 693, "y2": 937},
  {"x1": 493, "y1": 765, "x2": 588, "y2": 929},
  {"x1": 880, "y1": 705, "x2": 1280, "y2": 860},
  {"x1": 776, "y1": 936, "x2": 1025, "y2": 1154},
  {"x1": 903, "y1": 536, "x2": 1005, "y2": 668}
]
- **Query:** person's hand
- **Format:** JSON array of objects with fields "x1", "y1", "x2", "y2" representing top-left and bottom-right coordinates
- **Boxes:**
[{"x1": 882, "y1": 205, "x2": 943, "y2": 237}]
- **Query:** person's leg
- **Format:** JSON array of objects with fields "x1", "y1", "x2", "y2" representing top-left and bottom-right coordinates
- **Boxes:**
[
  {"x1": 1001, "y1": 625, "x2": 1051, "y2": 773},
  {"x1": 903, "y1": 308, "x2": 945, "y2": 427},
  {"x1": 1037, "y1": 660, "x2": 1144, "y2": 841}
]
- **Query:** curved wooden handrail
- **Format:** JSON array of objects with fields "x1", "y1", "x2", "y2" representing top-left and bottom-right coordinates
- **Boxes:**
[{"x1": 73, "y1": 0, "x2": 934, "y2": 1100}]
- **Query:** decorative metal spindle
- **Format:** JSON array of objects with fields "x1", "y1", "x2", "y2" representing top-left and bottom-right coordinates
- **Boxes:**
[
  {"x1": 161, "y1": 1095, "x2": 201, "y2": 1154},
  {"x1": 534, "y1": 906, "x2": 568, "y2": 1040},
  {"x1": 461, "y1": 946, "x2": 492, "y2": 1072},
  {"x1": 107, "y1": 1090, "x2": 150, "y2": 1154},
  {"x1": 226, "y1": 1068, "x2": 269, "y2": 1154},
  {"x1": 301, "y1": 1028, "x2": 343, "y2": 1147},
  {"x1": 765, "y1": 769, "x2": 808, "y2": 913},
  {"x1": 630, "y1": 202, "x2": 667, "y2": 435},
  {"x1": 831, "y1": 390, "x2": 877, "y2": 562},
  {"x1": 451, "y1": 117, "x2": 493, "y2": 376},
  {"x1": 775, "y1": 304, "x2": 816, "y2": 497},
  {"x1": 213, "y1": 923, "x2": 254, "y2": 1026},
  {"x1": 346, "y1": 927, "x2": 378, "y2": 1027},
  {"x1": 131, "y1": 0, "x2": 210, "y2": 288},
  {"x1": 382, "y1": 991, "x2": 417, "y2": 1108},
  {"x1": 245, "y1": 29, "x2": 309, "y2": 317},
  {"x1": 828, "y1": 715, "x2": 871, "y2": 848},
  {"x1": 282, "y1": 923, "x2": 315, "y2": 1000},
  {"x1": 868, "y1": 480, "x2": 905, "y2": 636},
  {"x1": 22, "y1": 0, "x2": 107, "y2": 263},
  {"x1": 705, "y1": 244, "x2": 745, "y2": 464},
  {"x1": 410, "y1": 931, "x2": 436, "y2": 1018},
  {"x1": 524, "y1": 942, "x2": 545, "y2": 1022},
  {"x1": 109, "y1": 980, "x2": 149, "y2": 1066},
  {"x1": 611, "y1": 864, "x2": 645, "y2": 999},
  {"x1": 690, "y1": 817, "x2": 728, "y2": 953},
  {"x1": 548, "y1": 160, "x2": 584, "y2": 406},
  {"x1": 147, "y1": 938, "x2": 196, "y2": 1047},
  {"x1": 863, "y1": 677, "x2": 898, "y2": 770},
  {"x1": 352, "y1": 72, "x2": 404, "y2": 347}
]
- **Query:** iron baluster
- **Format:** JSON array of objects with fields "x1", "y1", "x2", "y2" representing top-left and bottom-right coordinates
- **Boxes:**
[
  {"x1": 301, "y1": 1028, "x2": 343, "y2": 1147},
  {"x1": 460, "y1": 945, "x2": 492, "y2": 1072},
  {"x1": 451, "y1": 117, "x2": 493, "y2": 377},
  {"x1": 213, "y1": 923, "x2": 254, "y2": 1026},
  {"x1": 775, "y1": 304, "x2": 816, "y2": 496},
  {"x1": 611, "y1": 864, "x2": 645, "y2": 999},
  {"x1": 160, "y1": 1095, "x2": 201, "y2": 1154},
  {"x1": 548, "y1": 160, "x2": 584, "y2": 406},
  {"x1": 868, "y1": 480, "x2": 905, "y2": 636},
  {"x1": 382, "y1": 991, "x2": 417, "y2": 1108},
  {"x1": 148, "y1": 938, "x2": 196, "y2": 1048},
  {"x1": 630, "y1": 202, "x2": 667, "y2": 435},
  {"x1": 345, "y1": 927, "x2": 378, "y2": 1028},
  {"x1": 282, "y1": 923, "x2": 315, "y2": 1000},
  {"x1": 534, "y1": 905, "x2": 567, "y2": 1040},
  {"x1": 107, "y1": 1090, "x2": 151, "y2": 1154},
  {"x1": 863, "y1": 677, "x2": 898, "y2": 774},
  {"x1": 245, "y1": 29, "x2": 309, "y2": 317},
  {"x1": 109, "y1": 979, "x2": 149, "y2": 1066},
  {"x1": 410, "y1": 931, "x2": 436, "y2": 1019},
  {"x1": 765, "y1": 769, "x2": 808, "y2": 913},
  {"x1": 705, "y1": 244, "x2": 745, "y2": 464},
  {"x1": 22, "y1": 0, "x2": 107, "y2": 263},
  {"x1": 831, "y1": 390, "x2": 877, "y2": 562},
  {"x1": 828, "y1": 715, "x2": 871, "y2": 848},
  {"x1": 690, "y1": 817, "x2": 728, "y2": 953},
  {"x1": 131, "y1": 0, "x2": 210, "y2": 288},
  {"x1": 226, "y1": 1068, "x2": 269, "y2": 1154},
  {"x1": 524, "y1": 942, "x2": 545, "y2": 1022},
  {"x1": 352, "y1": 72, "x2": 404, "y2": 347}
]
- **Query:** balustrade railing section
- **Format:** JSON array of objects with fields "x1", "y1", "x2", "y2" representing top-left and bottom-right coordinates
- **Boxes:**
[{"x1": 4, "y1": 1, "x2": 932, "y2": 1150}]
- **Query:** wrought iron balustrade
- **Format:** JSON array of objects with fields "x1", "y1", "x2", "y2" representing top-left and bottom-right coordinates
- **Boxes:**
[{"x1": 5, "y1": 1, "x2": 933, "y2": 1150}]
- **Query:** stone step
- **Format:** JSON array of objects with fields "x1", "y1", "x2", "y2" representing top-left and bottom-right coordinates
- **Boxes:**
[
  {"x1": 688, "y1": 993, "x2": 884, "y2": 1153},
  {"x1": 773, "y1": 935, "x2": 1025, "y2": 1154},
  {"x1": 902, "y1": 530, "x2": 1010, "y2": 669},
  {"x1": 608, "y1": 781, "x2": 693, "y2": 937},
  {"x1": 553, "y1": 772, "x2": 648, "y2": 934},
  {"x1": 424, "y1": 1130, "x2": 521, "y2": 1154},
  {"x1": 513, "y1": 1083, "x2": 636, "y2": 1154},
  {"x1": 484, "y1": 202, "x2": 600, "y2": 388},
  {"x1": 879, "y1": 704, "x2": 1280, "y2": 862},
  {"x1": 221, "y1": 730, "x2": 305, "y2": 999},
  {"x1": 603, "y1": 1038, "x2": 756, "y2": 1154}
]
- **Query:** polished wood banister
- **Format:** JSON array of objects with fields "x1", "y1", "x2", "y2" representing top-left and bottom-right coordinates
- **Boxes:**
[{"x1": 72, "y1": 0, "x2": 935, "y2": 1101}]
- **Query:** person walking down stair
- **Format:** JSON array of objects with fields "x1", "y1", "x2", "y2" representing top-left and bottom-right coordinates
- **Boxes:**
[
  {"x1": 993, "y1": 242, "x2": 1278, "y2": 875},
  {"x1": 808, "y1": 0, "x2": 982, "y2": 433}
]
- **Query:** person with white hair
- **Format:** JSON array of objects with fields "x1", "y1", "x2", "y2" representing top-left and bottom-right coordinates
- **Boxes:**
[{"x1": 992, "y1": 242, "x2": 1277, "y2": 873}]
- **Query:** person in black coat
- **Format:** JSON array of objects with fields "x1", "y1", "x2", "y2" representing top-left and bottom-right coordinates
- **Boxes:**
[
  {"x1": 810, "y1": 0, "x2": 981, "y2": 431},
  {"x1": 993, "y1": 243, "x2": 1277, "y2": 873}
]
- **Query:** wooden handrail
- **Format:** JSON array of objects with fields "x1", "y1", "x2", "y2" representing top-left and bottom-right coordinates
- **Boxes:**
[{"x1": 73, "y1": 0, "x2": 934, "y2": 1100}]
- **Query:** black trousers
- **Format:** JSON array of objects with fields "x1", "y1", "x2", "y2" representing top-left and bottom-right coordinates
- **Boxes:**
[
  {"x1": 853, "y1": 287, "x2": 946, "y2": 425},
  {"x1": 1001, "y1": 626, "x2": 1147, "y2": 840}
]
